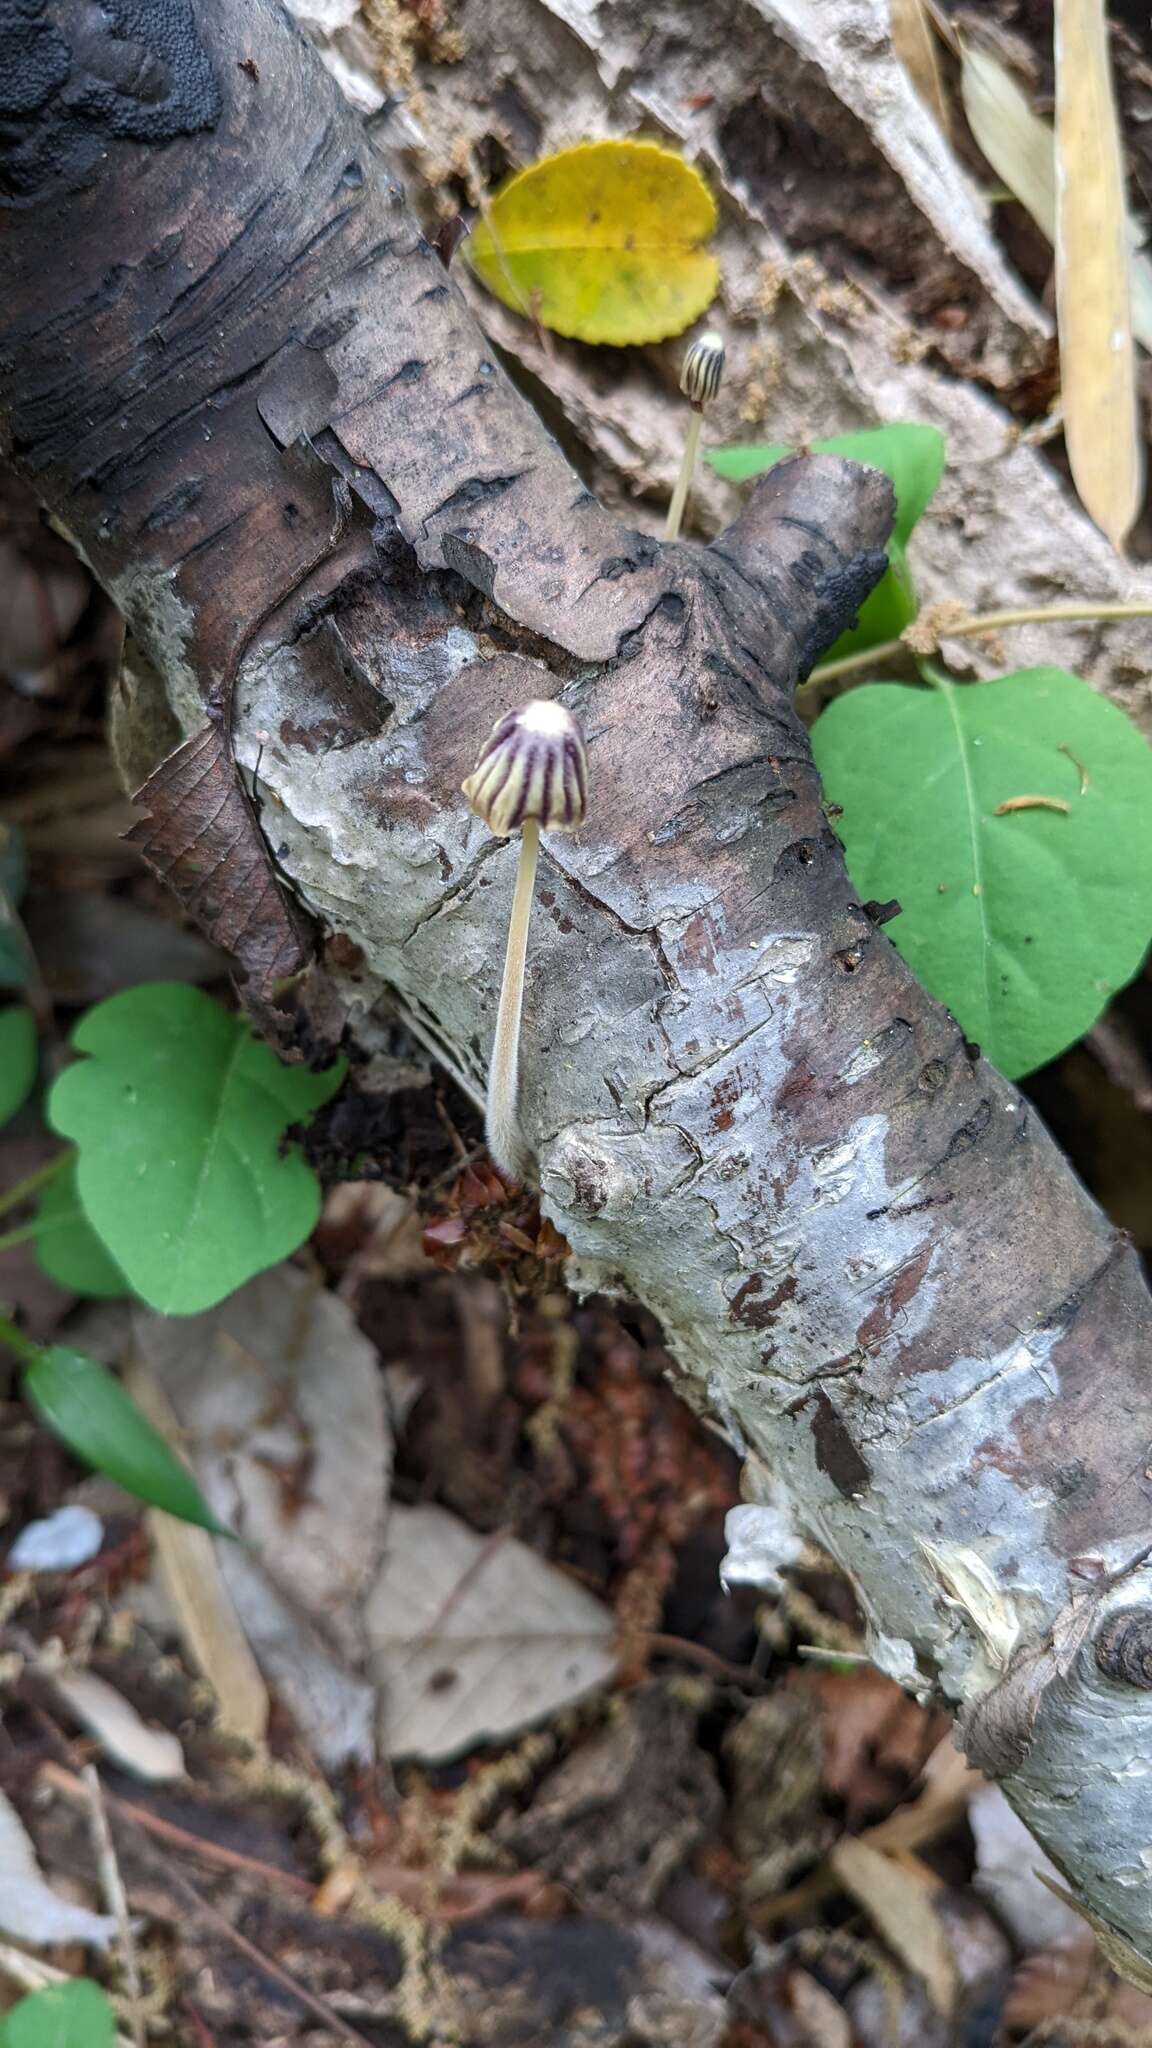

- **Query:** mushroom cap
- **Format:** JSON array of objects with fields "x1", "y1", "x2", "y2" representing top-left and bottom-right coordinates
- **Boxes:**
[
  {"x1": 680, "y1": 330, "x2": 725, "y2": 407},
  {"x1": 462, "y1": 699, "x2": 588, "y2": 838}
]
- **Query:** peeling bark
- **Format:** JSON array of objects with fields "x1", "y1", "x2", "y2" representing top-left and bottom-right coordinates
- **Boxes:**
[
  {"x1": 4, "y1": 0, "x2": 1152, "y2": 1972},
  {"x1": 372, "y1": 0, "x2": 1152, "y2": 724}
]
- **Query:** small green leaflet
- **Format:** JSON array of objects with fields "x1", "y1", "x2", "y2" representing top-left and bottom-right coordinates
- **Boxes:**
[
  {"x1": 24, "y1": 1343, "x2": 223, "y2": 1530},
  {"x1": 2, "y1": 1980, "x2": 115, "y2": 2048},
  {"x1": 0, "y1": 1007, "x2": 37, "y2": 1126},
  {"x1": 34, "y1": 1157, "x2": 129, "y2": 1299},
  {"x1": 708, "y1": 423, "x2": 944, "y2": 668},
  {"x1": 47, "y1": 983, "x2": 344, "y2": 1315},
  {"x1": 1, "y1": 1981, "x2": 115, "y2": 2048},
  {"x1": 707, "y1": 423, "x2": 946, "y2": 545},
  {"x1": 812, "y1": 667, "x2": 1152, "y2": 1077}
]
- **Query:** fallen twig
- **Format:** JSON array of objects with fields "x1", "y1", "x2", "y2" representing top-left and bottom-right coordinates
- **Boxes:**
[{"x1": 83, "y1": 1765, "x2": 145, "y2": 2048}]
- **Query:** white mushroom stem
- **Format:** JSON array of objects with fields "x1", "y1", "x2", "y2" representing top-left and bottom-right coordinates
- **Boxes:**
[
  {"x1": 486, "y1": 815, "x2": 541, "y2": 1180},
  {"x1": 664, "y1": 410, "x2": 703, "y2": 543}
]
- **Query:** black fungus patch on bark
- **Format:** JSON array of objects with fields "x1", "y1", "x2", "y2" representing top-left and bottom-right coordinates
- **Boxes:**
[{"x1": 0, "y1": 0, "x2": 221, "y2": 203}]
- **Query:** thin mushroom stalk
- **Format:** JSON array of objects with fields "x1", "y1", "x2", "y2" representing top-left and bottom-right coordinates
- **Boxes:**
[
  {"x1": 664, "y1": 330, "x2": 726, "y2": 542},
  {"x1": 462, "y1": 701, "x2": 589, "y2": 1180}
]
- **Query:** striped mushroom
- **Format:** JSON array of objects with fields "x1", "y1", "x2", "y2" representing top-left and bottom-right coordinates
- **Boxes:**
[
  {"x1": 664, "y1": 329, "x2": 726, "y2": 542},
  {"x1": 462, "y1": 699, "x2": 589, "y2": 1179}
]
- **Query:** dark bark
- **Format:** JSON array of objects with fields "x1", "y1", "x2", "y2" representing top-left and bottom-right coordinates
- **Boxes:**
[{"x1": 4, "y1": 0, "x2": 1152, "y2": 1968}]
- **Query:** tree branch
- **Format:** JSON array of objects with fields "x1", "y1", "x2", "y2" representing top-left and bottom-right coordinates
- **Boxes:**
[{"x1": 4, "y1": 0, "x2": 1152, "y2": 1973}]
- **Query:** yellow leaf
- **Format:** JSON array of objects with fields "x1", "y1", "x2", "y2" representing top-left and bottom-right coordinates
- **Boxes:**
[
  {"x1": 1054, "y1": 0, "x2": 1144, "y2": 551},
  {"x1": 468, "y1": 140, "x2": 719, "y2": 346}
]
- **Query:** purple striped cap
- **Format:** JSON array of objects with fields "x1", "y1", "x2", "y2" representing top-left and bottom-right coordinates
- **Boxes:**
[{"x1": 462, "y1": 699, "x2": 588, "y2": 837}]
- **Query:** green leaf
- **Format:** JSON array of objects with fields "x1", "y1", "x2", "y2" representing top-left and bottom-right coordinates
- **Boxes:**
[
  {"x1": 468, "y1": 140, "x2": 719, "y2": 345},
  {"x1": 2, "y1": 1981, "x2": 115, "y2": 2048},
  {"x1": 46, "y1": 983, "x2": 345, "y2": 1316},
  {"x1": 0, "y1": 1007, "x2": 37, "y2": 1126},
  {"x1": 0, "y1": 825, "x2": 27, "y2": 907},
  {"x1": 0, "y1": 824, "x2": 31, "y2": 990},
  {"x1": 34, "y1": 1157, "x2": 130, "y2": 1299},
  {"x1": 24, "y1": 1343, "x2": 224, "y2": 1530},
  {"x1": 811, "y1": 667, "x2": 1152, "y2": 1076},
  {"x1": 708, "y1": 423, "x2": 946, "y2": 548}
]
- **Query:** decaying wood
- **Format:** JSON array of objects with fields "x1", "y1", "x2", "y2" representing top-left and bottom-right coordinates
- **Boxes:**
[
  {"x1": 4, "y1": 0, "x2": 1152, "y2": 1971},
  {"x1": 368, "y1": 0, "x2": 1152, "y2": 724}
]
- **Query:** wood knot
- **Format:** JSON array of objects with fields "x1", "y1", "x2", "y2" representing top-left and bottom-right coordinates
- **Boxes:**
[
  {"x1": 544, "y1": 1133, "x2": 639, "y2": 1221},
  {"x1": 1096, "y1": 1608, "x2": 1152, "y2": 1689}
]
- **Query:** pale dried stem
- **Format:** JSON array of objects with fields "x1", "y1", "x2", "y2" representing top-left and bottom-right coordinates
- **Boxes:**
[{"x1": 486, "y1": 816, "x2": 539, "y2": 1179}]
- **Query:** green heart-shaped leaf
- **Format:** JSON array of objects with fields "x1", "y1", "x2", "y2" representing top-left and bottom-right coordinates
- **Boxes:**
[
  {"x1": 34, "y1": 1157, "x2": 130, "y2": 1299},
  {"x1": 811, "y1": 667, "x2": 1152, "y2": 1076},
  {"x1": 47, "y1": 983, "x2": 344, "y2": 1314},
  {"x1": 708, "y1": 423, "x2": 946, "y2": 548}
]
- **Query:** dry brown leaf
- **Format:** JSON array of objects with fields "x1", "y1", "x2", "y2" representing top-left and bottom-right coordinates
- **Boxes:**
[
  {"x1": 133, "y1": 1268, "x2": 392, "y2": 1642},
  {"x1": 1030, "y1": 1866, "x2": 1152, "y2": 1999},
  {"x1": 130, "y1": 1268, "x2": 392, "y2": 1769},
  {"x1": 751, "y1": 1732, "x2": 980, "y2": 1933},
  {"x1": 366, "y1": 1504, "x2": 617, "y2": 1763},
  {"x1": 124, "y1": 1361, "x2": 270, "y2": 1749},
  {"x1": 831, "y1": 1833, "x2": 959, "y2": 2015},
  {"x1": 1005, "y1": 1934, "x2": 1152, "y2": 2034},
  {"x1": 869, "y1": 1735, "x2": 983, "y2": 1854},
  {"x1": 1053, "y1": 0, "x2": 1144, "y2": 549},
  {"x1": 889, "y1": 0, "x2": 951, "y2": 138},
  {"x1": 808, "y1": 1666, "x2": 946, "y2": 1824},
  {"x1": 207, "y1": 1540, "x2": 377, "y2": 1770}
]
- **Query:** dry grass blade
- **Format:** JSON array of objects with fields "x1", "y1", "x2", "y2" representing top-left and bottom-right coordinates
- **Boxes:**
[
  {"x1": 1054, "y1": 0, "x2": 1144, "y2": 550},
  {"x1": 889, "y1": 0, "x2": 951, "y2": 138},
  {"x1": 831, "y1": 1835, "x2": 959, "y2": 2016},
  {"x1": 958, "y1": 36, "x2": 1152, "y2": 351},
  {"x1": 40, "y1": 1762, "x2": 377, "y2": 2047},
  {"x1": 83, "y1": 1766, "x2": 145, "y2": 2048},
  {"x1": 124, "y1": 1358, "x2": 270, "y2": 1750},
  {"x1": 960, "y1": 40, "x2": 1057, "y2": 242},
  {"x1": 753, "y1": 1736, "x2": 981, "y2": 1929}
]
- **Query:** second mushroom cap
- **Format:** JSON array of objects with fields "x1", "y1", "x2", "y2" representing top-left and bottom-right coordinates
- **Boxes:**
[{"x1": 462, "y1": 699, "x2": 588, "y2": 839}]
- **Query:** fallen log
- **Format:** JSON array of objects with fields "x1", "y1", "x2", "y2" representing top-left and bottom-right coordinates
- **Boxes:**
[{"x1": 3, "y1": 0, "x2": 1152, "y2": 1975}]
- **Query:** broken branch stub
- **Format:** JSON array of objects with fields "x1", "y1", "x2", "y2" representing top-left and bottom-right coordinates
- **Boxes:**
[{"x1": 3, "y1": 0, "x2": 1152, "y2": 1969}]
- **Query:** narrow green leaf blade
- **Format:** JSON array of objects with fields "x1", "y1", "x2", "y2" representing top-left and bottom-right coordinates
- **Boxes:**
[
  {"x1": 0, "y1": 825, "x2": 31, "y2": 990},
  {"x1": 46, "y1": 983, "x2": 344, "y2": 1315},
  {"x1": 34, "y1": 1157, "x2": 130, "y2": 1299},
  {"x1": 811, "y1": 668, "x2": 1152, "y2": 1076},
  {"x1": 24, "y1": 1344, "x2": 225, "y2": 1531},
  {"x1": 3, "y1": 1981, "x2": 116, "y2": 2048},
  {"x1": 0, "y1": 1007, "x2": 37, "y2": 1126},
  {"x1": 708, "y1": 423, "x2": 946, "y2": 547}
]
